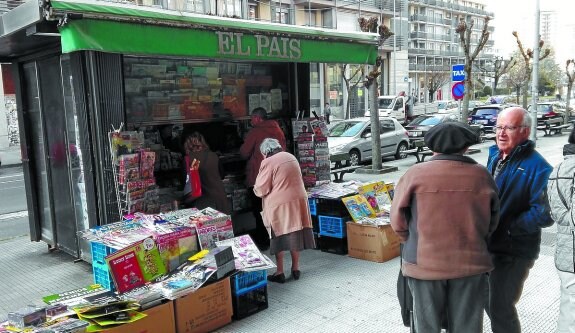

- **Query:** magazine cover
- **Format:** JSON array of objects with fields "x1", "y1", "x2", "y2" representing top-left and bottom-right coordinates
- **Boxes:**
[
  {"x1": 341, "y1": 195, "x2": 377, "y2": 222},
  {"x1": 155, "y1": 227, "x2": 199, "y2": 271},
  {"x1": 105, "y1": 237, "x2": 167, "y2": 293},
  {"x1": 385, "y1": 182, "x2": 395, "y2": 202},
  {"x1": 357, "y1": 181, "x2": 389, "y2": 212},
  {"x1": 196, "y1": 224, "x2": 218, "y2": 250}
]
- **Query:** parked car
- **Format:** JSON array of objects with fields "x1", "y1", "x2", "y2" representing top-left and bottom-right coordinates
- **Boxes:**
[
  {"x1": 405, "y1": 113, "x2": 460, "y2": 146},
  {"x1": 468, "y1": 104, "x2": 509, "y2": 133},
  {"x1": 435, "y1": 100, "x2": 459, "y2": 114},
  {"x1": 328, "y1": 117, "x2": 410, "y2": 165},
  {"x1": 527, "y1": 102, "x2": 566, "y2": 127}
]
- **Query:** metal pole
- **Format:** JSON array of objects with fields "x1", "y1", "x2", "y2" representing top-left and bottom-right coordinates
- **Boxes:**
[
  {"x1": 393, "y1": 0, "x2": 397, "y2": 95},
  {"x1": 530, "y1": 0, "x2": 540, "y2": 142},
  {"x1": 370, "y1": 78, "x2": 382, "y2": 170}
]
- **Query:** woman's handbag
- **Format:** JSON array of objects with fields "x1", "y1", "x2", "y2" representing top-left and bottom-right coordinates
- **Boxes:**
[{"x1": 183, "y1": 156, "x2": 202, "y2": 201}]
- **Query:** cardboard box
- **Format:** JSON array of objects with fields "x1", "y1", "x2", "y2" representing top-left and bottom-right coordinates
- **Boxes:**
[
  {"x1": 174, "y1": 277, "x2": 232, "y2": 333},
  {"x1": 102, "y1": 300, "x2": 175, "y2": 333},
  {"x1": 346, "y1": 222, "x2": 400, "y2": 263}
]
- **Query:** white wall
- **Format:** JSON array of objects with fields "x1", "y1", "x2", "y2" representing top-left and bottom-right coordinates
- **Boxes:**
[{"x1": 389, "y1": 50, "x2": 410, "y2": 95}]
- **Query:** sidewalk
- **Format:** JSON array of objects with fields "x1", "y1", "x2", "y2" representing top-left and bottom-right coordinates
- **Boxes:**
[
  {"x1": 0, "y1": 145, "x2": 21, "y2": 168},
  {"x1": 0, "y1": 231, "x2": 560, "y2": 332}
]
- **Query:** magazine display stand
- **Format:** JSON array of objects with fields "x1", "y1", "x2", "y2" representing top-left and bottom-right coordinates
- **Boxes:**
[
  {"x1": 292, "y1": 118, "x2": 330, "y2": 188},
  {"x1": 108, "y1": 128, "x2": 163, "y2": 217}
]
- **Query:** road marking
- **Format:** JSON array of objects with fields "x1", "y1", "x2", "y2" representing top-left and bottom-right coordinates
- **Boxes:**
[{"x1": 0, "y1": 210, "x2": 28, "y2": 221}]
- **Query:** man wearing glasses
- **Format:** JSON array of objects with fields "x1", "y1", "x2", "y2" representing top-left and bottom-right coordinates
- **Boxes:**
[{"x1": 486, "y1": 107, "x2": 554, "y2": 333}]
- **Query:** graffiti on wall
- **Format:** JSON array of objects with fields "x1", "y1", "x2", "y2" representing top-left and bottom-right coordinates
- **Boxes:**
[{"x1": 5, "y1": 95, "x2": 19, "y2": 146}]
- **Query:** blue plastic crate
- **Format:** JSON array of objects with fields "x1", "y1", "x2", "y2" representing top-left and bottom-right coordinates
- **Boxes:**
[
  {"x1": 318, "y1": 215, "x2": 347, "y2": 239},
  {"x1": 92, "y1": 262, "x2": 115, "y2": 291},
  {"x1": 90, "y1": 242, "x2": 117, "y2": 266},
  {"x1": 232, "y1": 270, "x2": 267, "y2": 295},
  {"x1": 90, "y1": 242, "x2": 117, "y2": 291},
  {"x1": 309, "y1": 198, "x2": 317, "y2": 216}
]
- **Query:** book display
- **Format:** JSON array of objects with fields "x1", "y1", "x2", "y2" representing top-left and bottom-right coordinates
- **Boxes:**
[
  {"x1": 292, "y1": 118, "x2": 331, "y2": 188},
  {"x1": 123, "y1": 57, "x2": 287, "y2": 124}
]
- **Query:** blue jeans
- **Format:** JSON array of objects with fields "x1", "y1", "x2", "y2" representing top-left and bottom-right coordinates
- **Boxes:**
[{"x1": 487, "y1": 255, "x2": 535, "y2": 333}]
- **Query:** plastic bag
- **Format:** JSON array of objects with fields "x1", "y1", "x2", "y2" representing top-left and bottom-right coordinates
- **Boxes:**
[{"x1": 184, "y1": 156, "x2": 202, "y2": 201}]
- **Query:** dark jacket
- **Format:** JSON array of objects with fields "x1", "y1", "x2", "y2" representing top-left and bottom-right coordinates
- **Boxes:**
[
  {"x1": 547, "y1": 144, "x2": 575, "y2": 272},
  {"x1": 391, "y1": 154, "x2": 500, "y2": 280},
  {"x1": 239, "y1": 120, "x2": 286, "y2": 187},
  {"x1": 487, "y1": 140, "x2": 553, "y2": 259},
  {"x1": 185, "y1": 150, "x2": 231, "y2": 215}
]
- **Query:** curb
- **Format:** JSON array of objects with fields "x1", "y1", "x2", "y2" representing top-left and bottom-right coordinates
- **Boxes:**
[{"x1": 0, "y1": 163, "x2": 22, "y2": 170}]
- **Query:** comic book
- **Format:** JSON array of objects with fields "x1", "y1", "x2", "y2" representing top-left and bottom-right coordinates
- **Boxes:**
[
  {"x1": 341, "y1": 195, "x2": 377, "y2": 222},
  {"x1": 357, "y1": 181, "x2": 389, "y2": 212},
  {"x1": 384, "y1": 182, "x2": 395, "y2": 202},
  {"x1": 105, "y1": 237, "x2": 167, "y2": 293},
  {"x1": 155, "y1": 227, "x2": 198, "y2": 271}
]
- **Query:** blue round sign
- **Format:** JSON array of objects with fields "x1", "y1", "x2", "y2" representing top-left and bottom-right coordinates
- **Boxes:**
[{"x1": 452, "y1": 81, "x2": 465, "y2": 100}]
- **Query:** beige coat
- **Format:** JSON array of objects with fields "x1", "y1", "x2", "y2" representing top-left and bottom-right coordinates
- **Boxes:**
[{"x1": 253, "y1": 152, "x2": 312, "y2": 237}]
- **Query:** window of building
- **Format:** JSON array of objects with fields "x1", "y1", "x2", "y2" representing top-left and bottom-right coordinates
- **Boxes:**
[
  {"x1": 210, "y1": 0, "x2": 242, "y2": 17},
  {"x1": 305, "y1": 9, "x2": 316, "y2": 27},
  {"x1": 321, "y1": 8, "x2": 333, "y2": 29},
  {"x1": 272, "y1": 4, "x2": 292, "y2": 24},
  {"x1": 248, "y1": 3, "x2": 257, "y2": 20}
]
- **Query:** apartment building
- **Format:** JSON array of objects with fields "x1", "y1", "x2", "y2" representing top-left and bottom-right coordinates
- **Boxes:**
[{"x1": 407, "y1": 0, "x2": 495, "y2": 102}]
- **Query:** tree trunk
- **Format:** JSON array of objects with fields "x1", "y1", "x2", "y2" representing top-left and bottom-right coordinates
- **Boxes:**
[
  {"x1": 369, "y1": 81, "x2": 382, "y2": 170},
  {"x1": 522, "y1": 80, "x2": 529, "y2": 109},
  {"x1": 461, "y1": 66, "x2": 473, "y2": 122}
]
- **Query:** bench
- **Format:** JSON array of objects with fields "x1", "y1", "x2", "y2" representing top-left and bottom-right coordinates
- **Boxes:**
[
  {"x1": 330, "y1": 165, "x2": 361, "y2": 182},
  {"x1": 537, "y1": 123, "x2": 571, "y2": 136},
  {"x1": 404, "y1": 141, "x2": 433, "y2": 163}
]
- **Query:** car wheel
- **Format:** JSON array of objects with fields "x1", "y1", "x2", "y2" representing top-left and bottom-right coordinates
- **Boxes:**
[
  {"x1": 395, "y1": 142, "x2": 409, "y2": 160},
  {"x1": 348, "y1": 149, "x2": 360, "y2": 166}
]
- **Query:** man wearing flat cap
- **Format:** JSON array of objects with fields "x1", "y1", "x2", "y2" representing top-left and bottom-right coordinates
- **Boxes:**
[{"x1": 391, "y1": 122, "x2": 500, "y2": 333}]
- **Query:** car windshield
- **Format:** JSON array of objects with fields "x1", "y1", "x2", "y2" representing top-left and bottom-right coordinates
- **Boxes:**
[
  {"x1": 436, "y1": 102, "x2": 447, "y2": 109},
  {"x1": 535, "y1": 104, "x2": 553, "y2": 112},
  {"x1": 379, "y1": 98, "x2": 394, "y2": 108},
  {"x1": 329, "y1": 121, "x2": 364, "y2": 137},
  {"x1": 409, "y1": 116, "x2": 441, "y2": 126},
  {"x1": 474, "y1": 108, "x2": 498, "y2": 116}
]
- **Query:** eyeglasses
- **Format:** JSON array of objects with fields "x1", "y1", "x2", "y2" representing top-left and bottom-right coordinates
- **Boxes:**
[{"x1": 495, "y1": 125, "x2": 526, "y2": 133}]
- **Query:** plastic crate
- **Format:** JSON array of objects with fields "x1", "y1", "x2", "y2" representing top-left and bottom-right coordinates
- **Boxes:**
[
  {"x1": 92, "y1": 262, "x2": 115, "y2": 291},
  {"x1": 90, "y1": 242, "x2": 117, "y2": 291},
  {"x1": 232, "y1": 284, "x2": 269, "y2": 320},
  {"x1": 90, "y1": 242, "x2": 117, "y2": 266},
  {"x1": 311, "y1": 215, "x2": 319, "y2": 234},
  {"x1": 231, "y1": 270, "x2": 267, "y2": 295},
  {"x1": 316, "y1": 198, "x2": 351, "y2": 218},
  {"x1": 318, "y1": 215, "x2": 347, "y2": 239},
  {"x1": 318, "y1": 236, "x2": 348, "y2": 255},
  {"x1": 309, "y1": 198, "x2": 317, "y2": 216}
]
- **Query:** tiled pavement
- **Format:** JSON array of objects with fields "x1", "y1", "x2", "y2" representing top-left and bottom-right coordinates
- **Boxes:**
[{"x1": 0, "y1": 232, "x2": 561, "y2": 332}]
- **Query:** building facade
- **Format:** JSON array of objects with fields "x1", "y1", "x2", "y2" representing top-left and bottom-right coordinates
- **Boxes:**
[{"x1": 407, "y1": 0, "x2": 495, "y2": 102}]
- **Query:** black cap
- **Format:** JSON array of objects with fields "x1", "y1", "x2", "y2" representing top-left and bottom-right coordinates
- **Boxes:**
[{"x1": 424, "y1": 122, "x2": 479, "y2": 154}]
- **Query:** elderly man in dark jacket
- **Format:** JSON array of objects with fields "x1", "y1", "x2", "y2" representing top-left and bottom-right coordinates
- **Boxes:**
[
  {"x1": 391, "y1": 122, "x2": 500, "y2": 333},
  {"x1": 486, "y1": 107, "x2": 554, "y2": 333}
]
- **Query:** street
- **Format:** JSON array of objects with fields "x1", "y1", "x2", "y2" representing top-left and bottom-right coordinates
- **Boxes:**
[{"x1": 0, "y1": 167, "x2": 28, "y2": 240}]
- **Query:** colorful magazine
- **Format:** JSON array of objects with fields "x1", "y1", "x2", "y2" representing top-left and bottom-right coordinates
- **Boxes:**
[
  {"x1": 357, "y1": 181, "x2": 389, "y2": 212},
  {"x1": 341, "y1": 195, "x2": 377, "y2": 222},
  {"x1": 105, "y1": 237, "x2": 167, "y2": 293}
]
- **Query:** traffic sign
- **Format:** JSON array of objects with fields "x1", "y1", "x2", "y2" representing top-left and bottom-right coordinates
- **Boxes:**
[
  {"x1": 452, "y1": 81, "x2": 465, "y2": 100},
  {"x1": 452, "y1": 64, "x2": 465, "y2": 81}
]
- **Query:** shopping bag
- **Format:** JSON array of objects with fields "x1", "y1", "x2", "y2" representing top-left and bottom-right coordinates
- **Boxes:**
[{"x1": 184, "y1": 156, "x2": 202, "y2": 201}]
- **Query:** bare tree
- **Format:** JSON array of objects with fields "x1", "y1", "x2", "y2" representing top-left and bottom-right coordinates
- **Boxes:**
[
  {"x1": 456, "y1": 15, "x2": 491, "y2": 122},
  {"x1": 506, "y1": 59, "x2": 526, "y2": 104},
  {"x1": 341, "y1": 64, "x2": 364, "y2": 119},
  {"x1": 358, "y1": 16, "x2": 393, "y2": 170},
  {"x1": 476, "y1": 56, "x2": 516, "y2": 93},
  {"x1": 565, "y1": 59, "x2": 575, "y2": 123},
  {"x1": 427, "y1": 66, "x2": 451, "y2": 102},
  {"x1": 512, "y1": 31, "x2": 550, "y2": 108}
]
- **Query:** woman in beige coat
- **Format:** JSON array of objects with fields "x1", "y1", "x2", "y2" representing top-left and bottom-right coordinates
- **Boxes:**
[{"x1": 254, "y1": 138, "x2": 315, "y2": 283}]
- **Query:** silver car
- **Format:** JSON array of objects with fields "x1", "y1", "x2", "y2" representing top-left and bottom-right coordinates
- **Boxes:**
[{"x1": 328, "y1": 117, "x2": 410, "y2": 165}]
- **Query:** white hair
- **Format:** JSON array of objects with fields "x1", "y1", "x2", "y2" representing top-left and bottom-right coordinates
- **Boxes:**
[{"x1": 260, "y1": 138, "x2": 282, "y2": 156}]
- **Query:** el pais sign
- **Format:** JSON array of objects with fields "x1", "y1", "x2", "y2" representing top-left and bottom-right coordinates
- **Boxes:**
[{"x1": 216, "y1": 32, "x2": 301, "y2": 60}]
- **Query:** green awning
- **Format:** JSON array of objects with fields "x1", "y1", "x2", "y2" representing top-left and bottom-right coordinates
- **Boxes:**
[{"x1": 53, "y1": 0, "x2": 378, "y2": 64}]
